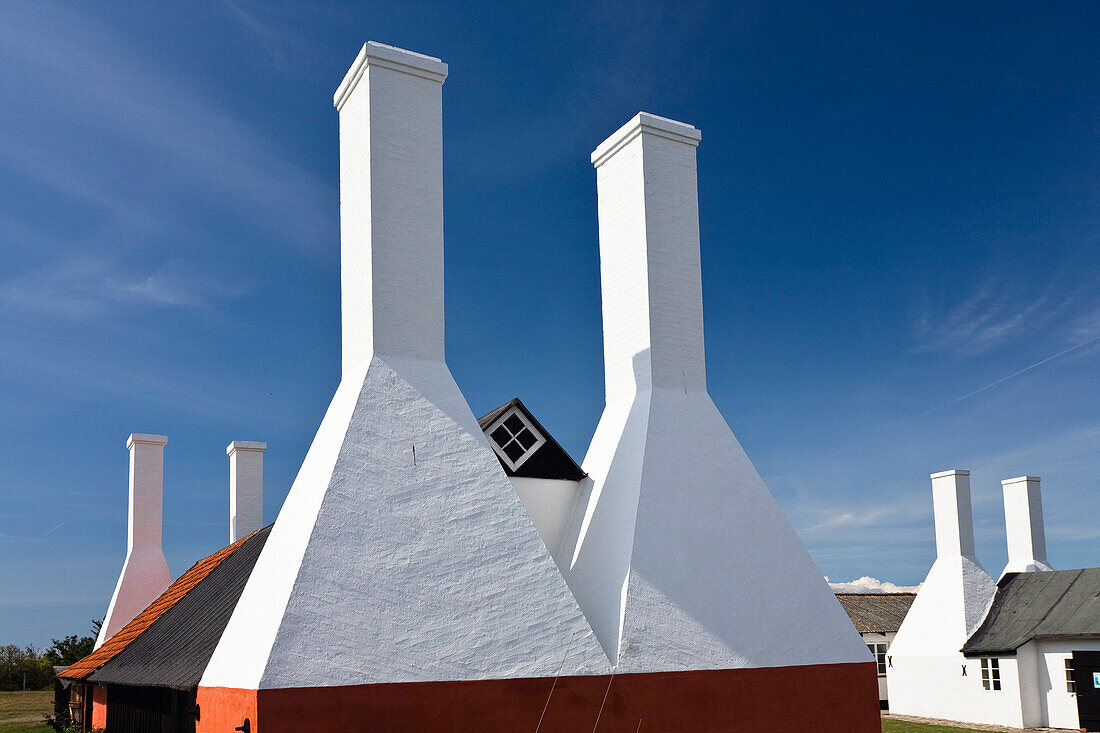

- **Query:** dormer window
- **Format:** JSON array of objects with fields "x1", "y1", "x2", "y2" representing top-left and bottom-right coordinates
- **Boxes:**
[{"x1": 486, "y1": 407, "x2": 545, "y2": 471}]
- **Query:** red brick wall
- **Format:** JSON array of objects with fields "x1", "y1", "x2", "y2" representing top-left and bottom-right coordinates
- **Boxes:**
[{"x1": 199, "y1": 662, "x2": 878, "y2": 733}]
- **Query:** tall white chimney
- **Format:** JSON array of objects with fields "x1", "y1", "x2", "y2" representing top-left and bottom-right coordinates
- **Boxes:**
[
  {"x1": 201, "y1": 43, "x2": 605, "y2": 690},
  {"x1": 335, "y1": 42, "x2": 446, "y2": 373},
  {"x1": 887, "y1": 469, "x2": 996, "y2": 678},
  {"x1": 931, "y1": 469, "x2": 978, "y2": 559},
  {"x1": 95, "y1": 433, "x2": 172, "y2": 648},
  {"x1": 558, "y1": 112, "x2": 870, "y2": 671},
  {"x1": 1001, "y1": 475, "x2": 1052, "y2": 575},
  {"x1": 227, "y1": 441, "x2": 265, "y2": 543}
]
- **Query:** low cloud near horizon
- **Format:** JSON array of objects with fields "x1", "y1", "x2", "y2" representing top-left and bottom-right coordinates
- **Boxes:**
[{"x1": 827, "y1": 576, "x2": 921, "y2": 593}]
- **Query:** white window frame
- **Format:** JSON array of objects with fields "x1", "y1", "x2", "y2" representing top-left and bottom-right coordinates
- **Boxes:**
[
  {"x1": 485, "y1": 406, "x2": 546, "y2": 471},
  {"x1": 1065, "y1": 658, "x2": 1076, "y2": 694},
  {"x1": 981, "y1": 657, "x2": 1001, "y2": 691},
  {"x1": 866, "y1": 642, "x2": 888, "y2": 677}
]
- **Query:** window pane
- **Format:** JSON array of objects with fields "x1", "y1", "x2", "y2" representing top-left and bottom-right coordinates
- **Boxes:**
[
  {"x1": 490, "y1": 425, "x2": 511, "y2": 447},
  {"x1": 503, "y1": 441, "x2": 526, "y2": 461},
  {"x1": 503, "y1": 414, "x2": 525, "y2": 434},
  {"x1": 515, "y1": 428, "x2": 538, "y2": 450}
]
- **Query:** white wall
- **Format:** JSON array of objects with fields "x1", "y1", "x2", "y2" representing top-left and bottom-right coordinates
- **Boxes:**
[
  {"x1": 508, "y1": 476, "x2": 585, "y2": 567},
  {"x1": 1034, "y1": 639, "x2": 1100, "y2": 729},
  {"x1": 861, "y1": 632, "x2": 894, "y2": 703}
]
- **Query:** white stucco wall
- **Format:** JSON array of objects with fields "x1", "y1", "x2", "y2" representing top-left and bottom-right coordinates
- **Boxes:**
[{"x1": 1035, "y1": 639, "x2": 1100, "y2": 729}]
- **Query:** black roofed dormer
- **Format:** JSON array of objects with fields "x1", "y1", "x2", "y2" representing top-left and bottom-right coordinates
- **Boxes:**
[{"x1": 477, "y1": 398, "x2": 586, "y2": 481}]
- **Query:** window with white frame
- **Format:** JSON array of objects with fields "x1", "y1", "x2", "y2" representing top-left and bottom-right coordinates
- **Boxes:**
[
  {"x1": 486, "y1": 407, "x2": 546, "y2": 471},
  {"x1": 866, "y1": 643, "x2": 888, "y2": 676},
  {"x1": 981, "y1": 658, "x2": 1001, "y2": 691},
  {"x1": 1065, "y1": 658, "x2": 1076, "y2": 694}
]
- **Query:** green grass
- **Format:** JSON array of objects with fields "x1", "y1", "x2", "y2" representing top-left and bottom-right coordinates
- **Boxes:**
[
  {"x1": 881, "y1": 720, "x2": 989, "y2": 733},
  {"x1": 0, "y1": 691, "x2": 53, "y2": 733}
]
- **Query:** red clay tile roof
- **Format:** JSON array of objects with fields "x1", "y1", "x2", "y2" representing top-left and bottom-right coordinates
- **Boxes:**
[{"x1": 60, "y1": 531, "x2": 257, "y2": 680}]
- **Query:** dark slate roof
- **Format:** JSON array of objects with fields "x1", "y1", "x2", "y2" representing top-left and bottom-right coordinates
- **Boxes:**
[
  {"x1": 85, "y1": 526, "x2": 272, "y2": 689},
  {"x1": 477, "y1": 398, "x2": 586, "y2": 482},
  {"x1": 835, "y1": 593, "x2": 916, "y2": 634},
  {"x1": 962, "y1": 568, "x2": 1100, "y2": 657},
  {"x1": 60, "y1": 529, "x2": 264, "y2": 681}
]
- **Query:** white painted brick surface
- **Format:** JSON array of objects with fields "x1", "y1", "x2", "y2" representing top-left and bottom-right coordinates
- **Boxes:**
[
  {"x1": 96, "y1": 433, "x2": 172, "y2": 648},
  {"x1": 201, "y1": 44, "x2": 604, "y2": 689},
  {"x1": 1001, "y1": 476, "x2": 1052, "y2": 576},
  {"x1": 887, "y1": 470, "x2": 1001, "y2": 725},
  {"x1": 227, "y1": 441, "x2": 265, "y2": 543},
  {"x1": 563, "y1": 113, "x2": 871, "y2": 670}
]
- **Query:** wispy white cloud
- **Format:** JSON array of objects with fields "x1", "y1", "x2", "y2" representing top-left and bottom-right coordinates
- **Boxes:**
[
  {"x1": 0, "y1": 257, "x2": 251, "y2": 320},
  {"x1": 827, "y1": 576, "x2": 920, "y2": 593},
  {"x1": 912, "y1": 280, "x2": 1062, "y2": 357}
]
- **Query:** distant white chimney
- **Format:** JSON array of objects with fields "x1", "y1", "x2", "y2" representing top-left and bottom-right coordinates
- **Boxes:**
[
  {"x1": 1001, "y1": 475, "x2": 1052, "y2": 575},
  {"x1": 95, "y1": 434, "x2": 172, "y2": 648},
  {"x1": 930, "y1": 469, "x2": 978, "y2": 559},
  {"x1": 227, "y1": 441, "x2": 265, "y2": 543}
]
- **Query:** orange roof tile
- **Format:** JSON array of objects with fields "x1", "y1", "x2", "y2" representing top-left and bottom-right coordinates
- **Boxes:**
[{"x1": 61, "y1": 531, "x2": 257, "y2": 680}]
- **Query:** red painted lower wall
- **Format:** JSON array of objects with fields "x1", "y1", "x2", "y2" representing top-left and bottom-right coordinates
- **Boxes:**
[
  {"x1": 198, "y1": 662, "x2": 878, "y2": 733},
  {"x1": 91, "y1": 684, "x2": 107, "y2": 730}
]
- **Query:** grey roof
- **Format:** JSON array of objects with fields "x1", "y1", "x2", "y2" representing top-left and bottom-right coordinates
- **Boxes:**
[
  {"x1": 478, "y1": 398, "x2": 586, "y2": 482},
  {"x1": 962, "y1": 568, "x2": 1100, "y2": 657},
  {"x1": 88, "y1": 525, "x2": 271, "y2": 689},
  {"x1": 835, "y1": 593, "x2": 916, "y2": 634}
]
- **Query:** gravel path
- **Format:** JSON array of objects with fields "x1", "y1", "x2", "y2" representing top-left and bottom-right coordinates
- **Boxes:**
[{"x1": 883, "y1": 712, "x2": 1076, "y2": 732}]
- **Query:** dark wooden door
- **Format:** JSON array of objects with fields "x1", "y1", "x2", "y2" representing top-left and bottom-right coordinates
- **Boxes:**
[
  {"x1": 105, "y1": 685, "x2": 196, "y2": 733},
  {"x1": 1073, "y1": 651, "x2": 1100, "y2": 732}
]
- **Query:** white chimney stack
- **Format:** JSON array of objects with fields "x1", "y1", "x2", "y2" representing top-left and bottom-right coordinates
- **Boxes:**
[
  {"x1": 591, "y1": 112, "x2": 705, "y2": 402},
  {"x1": 558, "y1": 111, "x2": 871, "y2": 671},
  {"x1": 201, "y1": 43, "x2": 606, "y2": 690},
  {"x1": 334, "y1": 42, "x2": 448, "y2": 374},
  {"x1": 1001, "y1": 475, "x2": 1052, "y2": 575},
  {"x1": 930, "y1": 469, "x2": 978, "y2": 559},
  {"x1": 95, "y1": 433, "x2": 172, "y2": 648},
  {"x1": 227, "y1": 441, "x2": 265, "y2": 543}
]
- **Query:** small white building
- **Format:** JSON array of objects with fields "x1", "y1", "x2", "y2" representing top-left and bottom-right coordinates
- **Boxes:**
[
  {"x1": 887, "y1": 471, "x2": 1100, "y2": 731},
  {"x1": 836, "y1": 592, "x2": 916, "y2": 707}
]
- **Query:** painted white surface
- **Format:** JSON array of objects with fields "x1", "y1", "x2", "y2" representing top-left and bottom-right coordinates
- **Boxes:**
[
  {"x1": 227, "y1": 441, "x2": 265, "y2": 543},
  {"x1": 1036, "y1": 639, "x2": 1100, "y2": 729},
  {"x1": 95, "y1": 434, "x2": 172, "y2": 648},
  {"x1": 861, "y1": 631, "x2": 895, "y2": 702},
  {"x1": 887, "y1": 470, "x2": 1003, "y2": 723},
  {"x1": 509, "y1": 476, "x2": 585, "y2": 566},
  {"x1": 561, "y1": 113, "x2": 870, "y2": 671},
  {"x1": 201, "y1": 43, "x2": 604, "y2": 689},
  {"x1": 890, "y1": 653, "x2": 1028, "y2": 727},
  {"x1": 1001, "y1": 476, "x2": 1053, "y2": 576}
]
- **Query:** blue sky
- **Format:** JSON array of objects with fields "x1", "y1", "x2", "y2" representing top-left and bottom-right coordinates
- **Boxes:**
[{"x1": 1, "y1": 0, "x2": 1097, "y2": 647}]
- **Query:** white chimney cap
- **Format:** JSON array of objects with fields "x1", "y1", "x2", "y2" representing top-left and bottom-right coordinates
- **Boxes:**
[
  {"x1": 127, "y1": 433, "x2": 167, "y2": 449},
  {"x1": 227, "y1": 440, "x2": 266, "y2": 455},
  {"x1": 591, "y1": 112, "x2": 700, "y2": 168},
  {"x1": 334, "y1": 41, "x2": 448, "y2": 110}
]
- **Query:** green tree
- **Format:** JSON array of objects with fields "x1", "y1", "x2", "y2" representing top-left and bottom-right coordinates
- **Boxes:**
[
  {"x1": 42, "y1": 620, "x2": 100, "y2": 667},
  {"x1": 0, "y1": 644, "x2": 51, "y2": 690}
]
